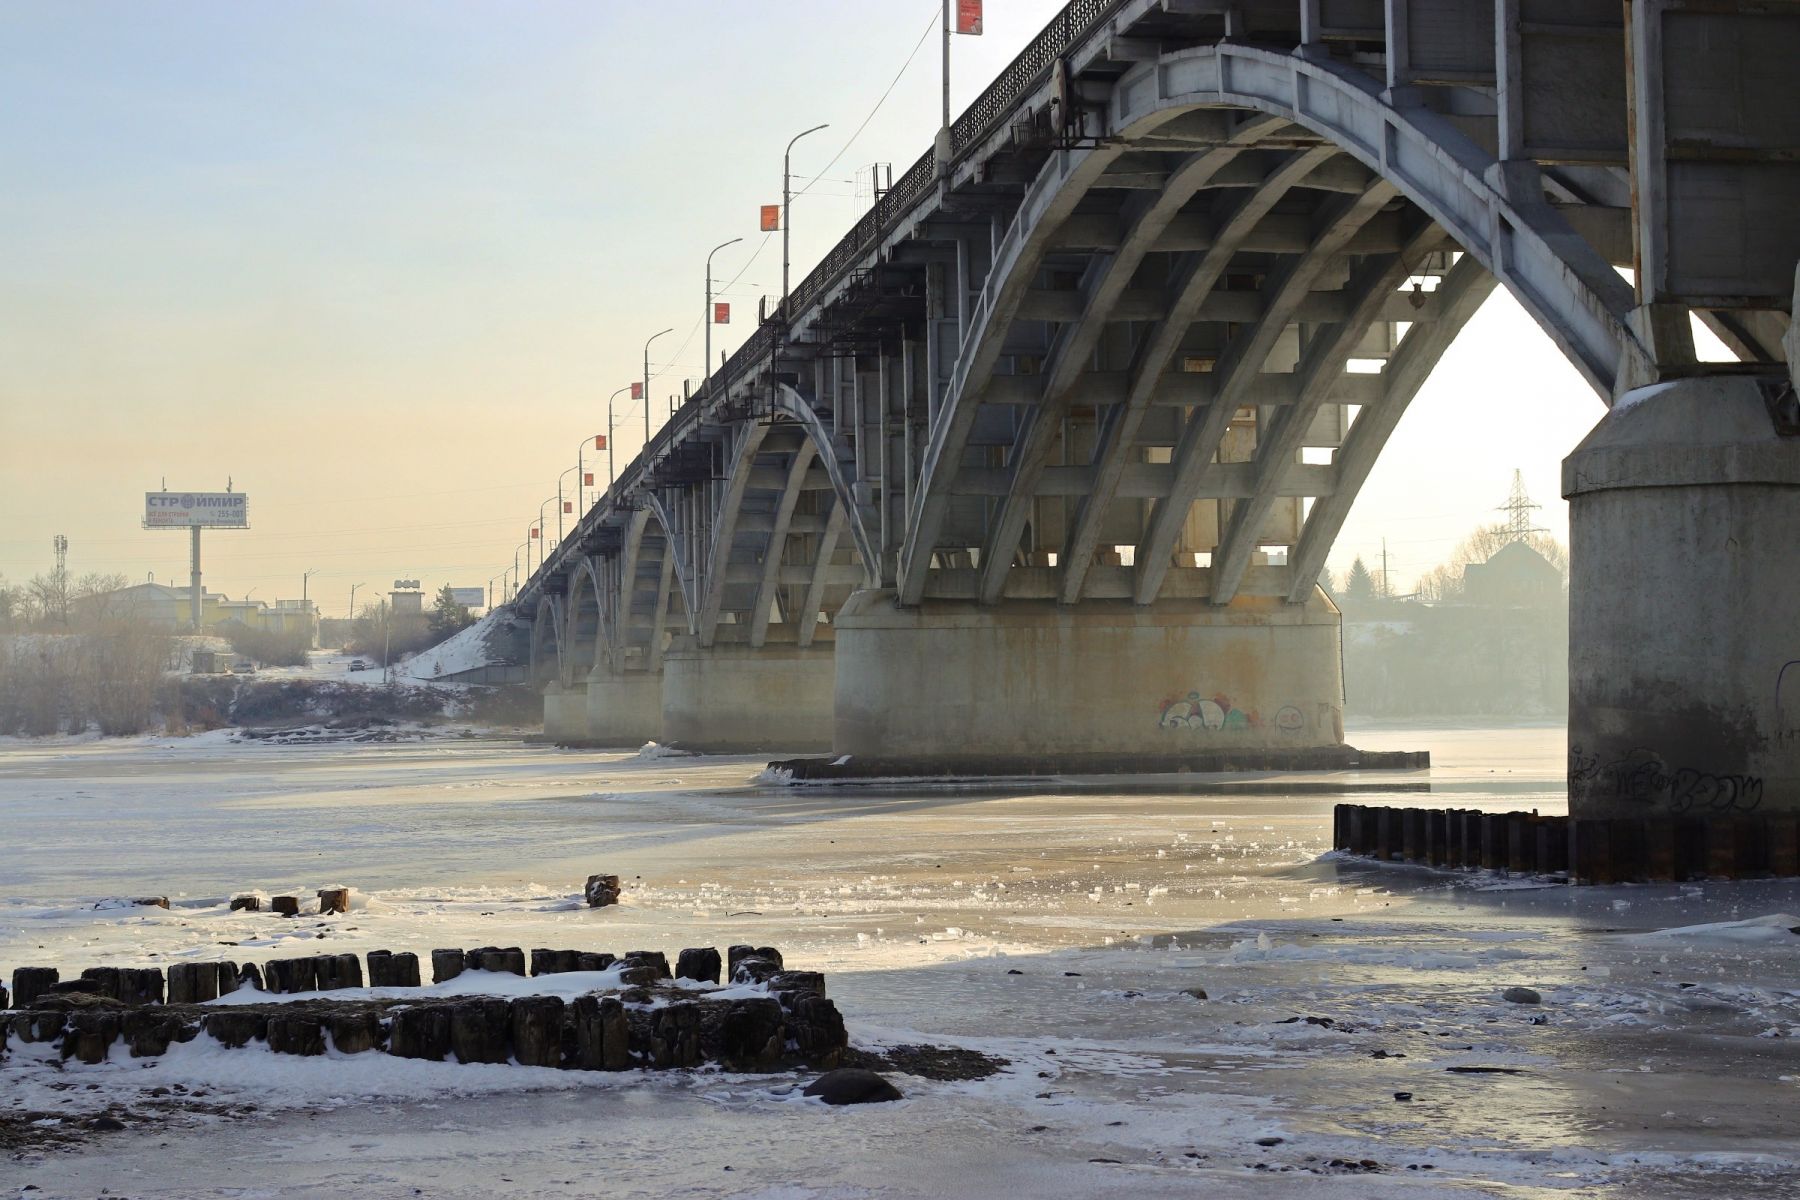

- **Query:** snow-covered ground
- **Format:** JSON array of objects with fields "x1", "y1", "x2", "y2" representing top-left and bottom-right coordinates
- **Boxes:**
[{"x1": 3, "y1": 725, "x2": 1797, "y2": 1198}]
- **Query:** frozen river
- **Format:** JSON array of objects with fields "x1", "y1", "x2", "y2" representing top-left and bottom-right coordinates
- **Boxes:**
[{"x1": 3, "y1": 724, "x2": 1798, "y2": 1198}]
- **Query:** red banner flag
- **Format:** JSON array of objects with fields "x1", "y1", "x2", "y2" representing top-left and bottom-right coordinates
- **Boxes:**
[
  {"x1": 956, "y1": 0, "x2": 982, "y2": 34},
  {"x1": 759, "y1": 204, "x2": 780, "y2": 232},
  {"x1": 564, "y1": 501, "x2": 573, "y2": 514},
  {"x1": 530, "y1": 527, "x2": 539, "y2": 539},
  {"x1": 583, "y1": 472, "x2": 594, "y2": 486},
  {"x1": 713, "y1": 301, "x2": 730, "y2": 325},
  {"x1": 594, "y1": 435, "x2": 606, "y2": 450},
  {"x1": 629, "y1": 382, "x2": 643, "y2": 401}
]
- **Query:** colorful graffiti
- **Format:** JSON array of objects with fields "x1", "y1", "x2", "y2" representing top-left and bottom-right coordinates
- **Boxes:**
[{"x1": 1159, "y1": 692, "x2": 1260, "y2": 732}]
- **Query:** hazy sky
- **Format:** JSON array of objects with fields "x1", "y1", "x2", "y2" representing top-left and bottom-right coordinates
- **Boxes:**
[{"x1": 0, "y1": 1, "x2": 1671, "y2": 612}]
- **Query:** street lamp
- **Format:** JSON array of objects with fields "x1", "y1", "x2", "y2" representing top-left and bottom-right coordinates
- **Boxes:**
[
  {"x1": 576, "y1": 432, "x2": 608, "y2": 517},
  {"x1": 783, "y1": 123, "x2": 830, "y2": 318},
  {"x1": 348, "y1": 581, "x2": 365, "y2": 621},
  {"x1": 642, "y1": 328, "x2": 674, "y2": 447},
  {"x1": 705, "y1": 237, "x2": 743, "y2": 399},
  {"x1": 556, "y1": 466, "x2": 580, "y2": 542},
  {"x1": 605, "y1": 386, "x2": 631, "y2": 486},
  {"x1": 538, "y1": 498, "x2": 555, "y2": 570}
]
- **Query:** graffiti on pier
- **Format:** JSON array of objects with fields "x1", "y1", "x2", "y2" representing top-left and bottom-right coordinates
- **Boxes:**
[
  {"x1": 1158, "y1": 692, "x2": 1267, "y2": 733},
  {"x1": 1274, "y1": 705, "x2": 1305, "y2": 735},
  {"x1": 1777, "y1": 660, "x2": 1800, "y2": 748},
  {"x1": 1569, "y1": 745, "x2": 1764, "y2": 813}
]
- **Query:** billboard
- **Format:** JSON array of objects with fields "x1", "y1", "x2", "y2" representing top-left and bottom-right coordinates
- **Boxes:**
[
  {"x1": 448, "y1": 587, "x2": 485, "y2": 607},
  {"x1": 144, "y1": 492, "x2": 249, "y2": 528}
]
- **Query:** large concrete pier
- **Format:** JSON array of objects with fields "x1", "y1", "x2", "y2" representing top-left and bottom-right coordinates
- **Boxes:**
[
  {"x1": 1566, "y1": 375, "x2": 1800, "y2": 817},
  {"x1": 832, "y1": 588, "x2": 1344, "y2": 759}
]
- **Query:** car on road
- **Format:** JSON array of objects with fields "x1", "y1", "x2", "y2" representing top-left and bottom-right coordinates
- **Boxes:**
[
  {"x1": 229, "y1": 661, "x2": 257, "y2": 675},
  {"x1": 349, "y1": 659, "x2": 369, "y2": 671}
]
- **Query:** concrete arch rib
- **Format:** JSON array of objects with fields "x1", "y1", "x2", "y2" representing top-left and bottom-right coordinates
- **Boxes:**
[
  {"x1": 1134, "y1": 175, "x2": 1401, "y2": 605},
  {"x1": 771, "y1": 383, "x2": 879, "y2": 587},
  {"x1": 695, "y1": 421, "x2": 773, "y2": 648},
  {"x1": 896, "y1": 116, "x2": 1244, "y2": 605},
  {"x1": 974, "y1": 131, "x2": 1294, "y2": 606},
  {"x1": 1207, "y1": 232, "x2": 1427, "y2": 606},
  {"x1": 1107, "y1": 45, "x2": 1645, "y2": 399},
  {"x1": 1055, "y1": 143, "x2": 1344, "y2": 606},
  {"x1": 611, "y1": 506, "x2": 654, "y2": 664},
  {"x1": 529, "y1": 593, "x2": 565, "y2": 684},
  {"x1": 564, "y1": 556, "x2": 606, "y2": 681},
  {"x1": 642, "y1": 494, "x2": 694, "y2": 628},
  {"x1": 1284, "y1": 254, "x2": 1499, "y2": 603}
]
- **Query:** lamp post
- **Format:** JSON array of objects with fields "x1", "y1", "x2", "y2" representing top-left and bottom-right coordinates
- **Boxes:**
[
  {"x1": 538, "y1": 498, "x2": 555, "y2": 570},
  {"x1": 605, "y1": 386, "x2": 631, "y2": 486},
  {"x1": 705, "y1": 237, "x2": 743, "y2": 399},
  {"x1": 642, "y1": 328, "x2": 674, "y2": 448},
  {"x1": 349, "y1": 581, "x2": 365, "y2": 621},
  {"x1": 783, "y1": 123, "x2": 829, "y2": 318},
  {"x1": 556, "y1": 466, "x2": 580, "y2": 542},
  {"x1": 576, "y1": 432, "x2": 608, "y2": 517}
]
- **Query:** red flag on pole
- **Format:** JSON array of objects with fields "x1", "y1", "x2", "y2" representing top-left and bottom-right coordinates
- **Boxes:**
[
  {"x1": 714, "y1": 302, "x2": 730, "y2": 325},
  {"x1": 759, "y1": 204, "x2": 780, "y2": 231},
  {"x1": 629, "y1": 382, "x2": 643, "y2": 401},
  {"x1": 955, "y1": 0, "x2": 983, "y2": 34},
  {"x1": 530, "y1": 527, "x2": 540, "y2": 539},
  {"x1": 563, "y1": 501, "x2": 573, "y2": 514},
  {"x1": 594, "y1": 435, "x2": 606, "y2": 450},
  {"x1": 583, "y1": 472, "x2": 594, "y2": 486}
]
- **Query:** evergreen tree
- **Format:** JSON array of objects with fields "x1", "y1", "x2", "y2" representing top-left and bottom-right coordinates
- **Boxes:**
[
  {"x1": 428, "y1": 586, "x2": 475, "y2": 638},
  {"x1": 1344, "y1": 556, "x2": 1378, "y2": 600}
]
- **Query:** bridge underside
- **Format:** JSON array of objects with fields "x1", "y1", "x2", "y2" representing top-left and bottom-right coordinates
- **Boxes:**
[{"x1": 519, "y1": 1, "x2": 1800, "y2": 809}]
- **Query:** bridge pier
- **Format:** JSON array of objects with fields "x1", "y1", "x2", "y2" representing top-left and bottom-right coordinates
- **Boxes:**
[
  {"x1": 1566, "y1": 375, "x2": 1800, "y2": 818},
  {"x1": 542, "y1": 680, "x2": 588, "y2": 744},
  {"x1": 660, "y1": 637, "x2": 835, "y2": 753},
  {"x1": 833, "y1": 588, "x2": 1345, "y2": 760},
  {"x1": 581, "y1": 667, "x2": 663, "y2": 748}
]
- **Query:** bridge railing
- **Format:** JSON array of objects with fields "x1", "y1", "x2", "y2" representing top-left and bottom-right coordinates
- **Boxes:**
[{"x1": 522, "y1": 0, "x2": 1131, "y2": 600}]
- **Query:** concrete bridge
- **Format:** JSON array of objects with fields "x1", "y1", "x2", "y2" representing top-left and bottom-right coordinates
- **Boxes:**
[{"x1": 516, "y1": 0, "x2": 1800, "y2": 815}]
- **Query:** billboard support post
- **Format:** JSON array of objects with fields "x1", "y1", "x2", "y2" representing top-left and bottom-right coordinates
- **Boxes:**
[{"x1": 190, "y1": 526, "x2": 201, "y2": 631}]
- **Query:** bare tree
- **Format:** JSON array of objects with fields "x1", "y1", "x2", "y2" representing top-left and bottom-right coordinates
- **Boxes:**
[{"x1": 1416, "y1": 524, "x2": 1568, "y2": 603}]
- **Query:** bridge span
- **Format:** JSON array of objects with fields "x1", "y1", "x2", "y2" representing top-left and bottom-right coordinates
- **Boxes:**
[{"x1": 512, "y1": 0, "x2": 1800, "y2": 815}]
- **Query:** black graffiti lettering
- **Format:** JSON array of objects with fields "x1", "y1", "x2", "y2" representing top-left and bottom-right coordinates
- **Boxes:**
[
  {"x1": 1668, "y1": 768, "x2": 1765, "y2": 814},
  {"x1": 1571, "y1": 748, "x2": 1763, "y2": 812}
]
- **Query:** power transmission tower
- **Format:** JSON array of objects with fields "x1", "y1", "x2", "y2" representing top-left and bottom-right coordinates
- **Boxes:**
[
  {"x1": 52, "y1": 534, "x2": 69, "y2": 624},
  {"x1": 1497, "y1": 470, "x2": 1546, "y2": 543}
]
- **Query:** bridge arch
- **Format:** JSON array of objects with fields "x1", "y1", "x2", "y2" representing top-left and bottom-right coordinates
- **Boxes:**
[{"x1": 898, "y1": 36, "x2": 1655, "y2": 611}]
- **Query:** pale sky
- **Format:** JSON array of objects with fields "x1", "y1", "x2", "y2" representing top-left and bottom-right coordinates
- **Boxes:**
[{"x1": 0, "y1": 2, "x2": 1666, "y2": 613}]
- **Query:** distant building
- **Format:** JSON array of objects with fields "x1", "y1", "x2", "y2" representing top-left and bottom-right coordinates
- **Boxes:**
[
  {"x1": 1460, "y1": 540, "x2": 1563, "y2": 608},
  {"x1": 69, "y1": 582, "x2": 315, "y2": 640}
]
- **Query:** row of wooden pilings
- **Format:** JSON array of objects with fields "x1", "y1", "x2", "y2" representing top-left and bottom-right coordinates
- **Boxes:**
[{"x1": 1331, "y1": 805, "x2": 1800, "y2": 883}]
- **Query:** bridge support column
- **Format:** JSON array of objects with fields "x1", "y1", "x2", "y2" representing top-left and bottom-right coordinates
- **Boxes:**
[
  {"x1": 542, "y1": 680, "x2": 589, "y2": 745},
  {"x1": 660, "y1": 637, "x2": 835, "y2": 752},
  {"x1": 833, "y1": 589, "x2": 1345, "y2": 759},
  {"x1": 1566, "y1": 374, "x2": 1800, "y2": 818},
  {"x1": 583, "y1": 668, "x2": 663, "y2": 747}
]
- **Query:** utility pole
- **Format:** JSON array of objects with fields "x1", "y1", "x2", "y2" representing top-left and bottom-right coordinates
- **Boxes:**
[
  {"x1": 1381, "y1": 538, "x2": 1390, "y2": 599},
  {"x1": 302, "y1": 568, "x2": 318, "y2": 649}
]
